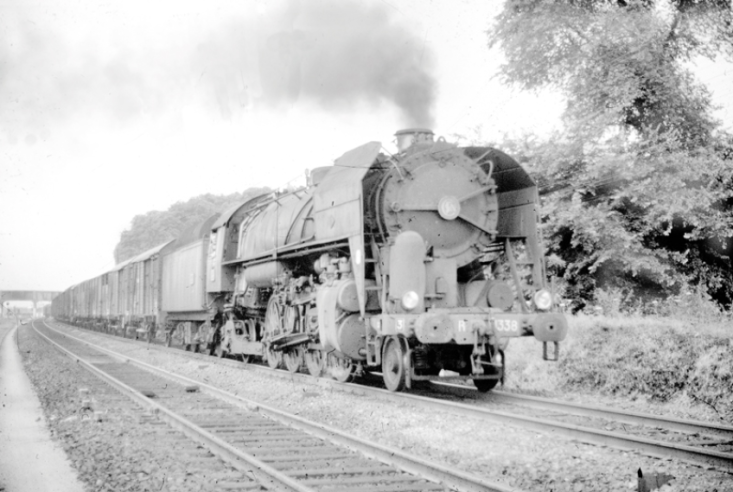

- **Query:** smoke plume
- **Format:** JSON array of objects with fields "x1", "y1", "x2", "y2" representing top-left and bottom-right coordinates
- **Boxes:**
[
  {"x1": 194, "y1": 0, "x2": 437, "y2": 126},
  {"x1": 0, "y1": 0, "x2": 436, "y2": 143}
]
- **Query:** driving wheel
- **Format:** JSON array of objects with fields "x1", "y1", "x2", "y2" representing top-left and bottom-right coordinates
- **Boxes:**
[
  {"x1": 283, "y1": 347, "x2": 304, "y2": 373},
  {"x1": 304, "y1": 349, "x2": 325, "y2": 377},
  {"x1": 264, "y1": 297, "x2": 283, "y2": 369}
]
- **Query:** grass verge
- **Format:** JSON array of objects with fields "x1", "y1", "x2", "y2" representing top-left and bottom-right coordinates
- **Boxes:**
[{"x1": 504, "y1": 314, "x2": 733, "y2": 422}]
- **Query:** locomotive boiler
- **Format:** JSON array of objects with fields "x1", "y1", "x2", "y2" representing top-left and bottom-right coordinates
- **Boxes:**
[{"x1": 217, "y1": 129, "x2": 568, "y2": 391}]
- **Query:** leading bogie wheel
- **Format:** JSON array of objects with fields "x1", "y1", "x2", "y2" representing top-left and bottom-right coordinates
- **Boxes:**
[
  {"x1": 473, "y1": 378, "x2": 499, "y2": 393},
  {"x1": 382, "y1": 338, "x2": 407, "y2": 392},
  {"x1": 327, "y1": 353, "x2": 355, "y2": 383},
  {"x1": 473, "y1": 355, "x2": 501, "y2": 393}
]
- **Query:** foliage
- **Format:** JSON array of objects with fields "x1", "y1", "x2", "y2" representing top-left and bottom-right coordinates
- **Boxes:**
[
  {"x1": 555, "y1": 316, "x2": 733, "y2": 418},
  {"x1": 491, "y1": 0, "x2": 732, "y2": 143},
  {"x1": 113, "y1": 188, "x2": 271, "y2": 263},
  {"x1": 505, "y1": 314, "x2": 733, "y2": 420},
  {"x1": 488, "y1": 0, "x2": 733, "y2": 310},
  {"x1": 688, "y1": 342, "x2": 733, "y2": 416},
  {"x1": 593, "y1": 283, "x2": 724, "y2": 320}
]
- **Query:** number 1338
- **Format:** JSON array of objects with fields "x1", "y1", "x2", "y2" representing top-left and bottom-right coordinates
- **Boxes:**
[{"x1": 494, "y1": 319, "x2": 519, "y2": 333}]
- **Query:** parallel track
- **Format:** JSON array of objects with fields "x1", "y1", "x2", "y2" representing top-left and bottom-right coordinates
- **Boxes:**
[
  {"x1": 437, "y1": 384, "x2": 733, "y2": 441},
  {"x1": 33, "y1": 320, "x2": 520, "y2": 492},
  {"x1": 48, "y1": 320, "x2": 733, "y2": 473}
]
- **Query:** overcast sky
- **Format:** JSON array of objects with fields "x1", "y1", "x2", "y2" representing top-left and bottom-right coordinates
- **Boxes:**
[{"x1": 1, "y1": 0, "x2": 731, "y2": 292}]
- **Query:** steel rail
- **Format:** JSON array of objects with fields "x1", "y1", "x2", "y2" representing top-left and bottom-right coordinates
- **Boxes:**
[
  {"x1": 31, "y1": 321, "x2": 317, "y2": 492},
  {"x1": 352, "y1": 382, "x2": 733, "y2": 472},
  {"x1": 50, "y1": 320, "x2": 733, "y2": 471},
  {"x1": 39, "y1": 320, "x2": 523, "y2": 492},
  {"x1": 439, "y1": 384, "x2": 733, "y2": 437}
]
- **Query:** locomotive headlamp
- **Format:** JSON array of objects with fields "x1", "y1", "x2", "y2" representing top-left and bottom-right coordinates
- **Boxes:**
[
  {"x1": 438, "y1": 195, "x2": 461, "y2": 221},
  {"x1": 401, "y1": 291, "x2": 420, "y2": 311},
  {"x1": 534, "y1": 289, "x2": 553, "y2": 311}
]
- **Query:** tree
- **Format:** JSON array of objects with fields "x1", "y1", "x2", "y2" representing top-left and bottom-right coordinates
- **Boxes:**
[
  {"x1": 488, "y1": 0, "x2": 733, "y2": 310},
  {"x1": 113, "y1": 188, "x2": 271, "y2": 263}
]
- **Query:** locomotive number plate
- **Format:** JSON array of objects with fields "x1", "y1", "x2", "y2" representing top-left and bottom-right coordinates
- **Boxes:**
[{"x1": 493, "y1": 319, "x2": 520, "y2": 335}]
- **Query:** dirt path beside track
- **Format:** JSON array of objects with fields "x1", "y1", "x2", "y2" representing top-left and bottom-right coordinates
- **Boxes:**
[{"x1": 0, "y1": 319, "x2": 85, "y2": 492}]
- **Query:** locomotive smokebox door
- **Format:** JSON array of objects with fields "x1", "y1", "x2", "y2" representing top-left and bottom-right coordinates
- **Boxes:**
[{"x1": 380, "y1": 146, "x2": 499, "y2": 268}]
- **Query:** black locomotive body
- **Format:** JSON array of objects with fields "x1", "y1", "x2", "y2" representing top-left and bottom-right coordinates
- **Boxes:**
[{"x1": 53, "y1": 129, "x2": 567, "y2": 392}]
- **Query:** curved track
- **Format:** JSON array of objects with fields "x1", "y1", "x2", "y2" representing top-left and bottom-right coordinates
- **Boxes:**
[{"x1": 33, "y1": 320, "x2": 520, "y2": 492}]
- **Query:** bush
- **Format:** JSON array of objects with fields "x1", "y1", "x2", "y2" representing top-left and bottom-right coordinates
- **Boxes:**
[
  {"x1": 557, "y1": 316, "x2": 733, "y2": 420},
  {"x1": 688, "y1": 342, "x2": 733, "y2": 417}
]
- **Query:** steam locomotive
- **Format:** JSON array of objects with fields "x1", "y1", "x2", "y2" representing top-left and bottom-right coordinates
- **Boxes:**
[{"x1": 53, "y1": 129, "x2": 567, "y2": 392}]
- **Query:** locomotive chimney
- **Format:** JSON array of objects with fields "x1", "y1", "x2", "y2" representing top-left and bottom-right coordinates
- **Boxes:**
[{"x1": 395, "y1": 128, "x2": 434, "y2": 152}]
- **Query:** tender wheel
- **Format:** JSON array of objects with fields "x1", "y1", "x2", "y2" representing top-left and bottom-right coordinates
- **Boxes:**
[
  {"x1": 327, "y1": 353, "x2": 355, "y2": 383},
  {"x1": 382, "y1": 338, "x2": 407, "y2": 392},
  {"x1": 304, "y1": 349, "x2": 325, "y2": 377},
  {"x1": 283, "y1": 347, "x2": 304, "y2": 373}
]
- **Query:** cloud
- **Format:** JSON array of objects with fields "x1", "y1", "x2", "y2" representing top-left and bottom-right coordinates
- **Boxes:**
[
  {"x1": 0, "y1": 13, "x2": 169, "y2": 142},
  {"x1": 0, "y1": 0, "x2": 436, "y2": 143}
]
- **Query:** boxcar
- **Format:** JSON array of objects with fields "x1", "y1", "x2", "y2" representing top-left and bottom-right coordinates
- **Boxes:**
[
  {"x1": 160, "y1": 214, "x2": 221, "y2": 350},
  {"x1": 123, "y1": 242, "x2": 170, "y2": 338}
]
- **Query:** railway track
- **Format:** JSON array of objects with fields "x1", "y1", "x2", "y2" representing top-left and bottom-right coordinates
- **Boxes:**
[
  {"x1": 436, "y1": 383, "x2": 733, "y2": 446},
  {"x1": 32, "y1": 320, "x2": 519, "y2": 492},
  {"x1": 421, "y1": 384, "x2": 733, "y2": 472},
  {"x1": 48, "y1": 319, "x2": 733, "y2": 474}
]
